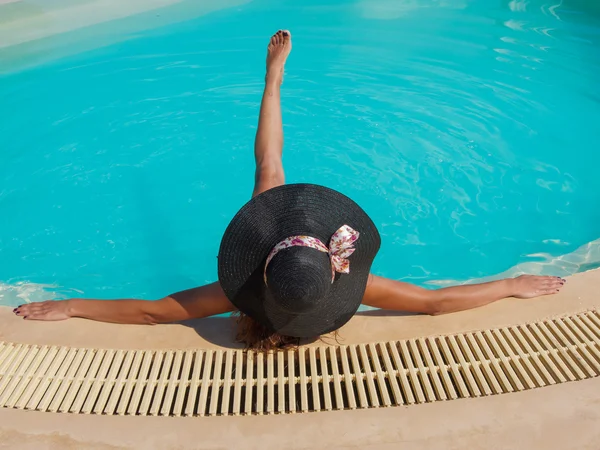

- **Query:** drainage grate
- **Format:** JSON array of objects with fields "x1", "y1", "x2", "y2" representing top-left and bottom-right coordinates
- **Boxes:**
[{"x1": 1, "y1": 310, "x2": 600, "y2": 416}]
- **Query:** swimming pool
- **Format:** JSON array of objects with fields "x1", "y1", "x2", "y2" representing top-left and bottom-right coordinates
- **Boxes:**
[{"x1": 1, "y1": 0, "x2": 599, "y2": 306}]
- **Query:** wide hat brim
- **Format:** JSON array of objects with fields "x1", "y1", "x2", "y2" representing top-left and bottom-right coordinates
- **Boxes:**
[{"x1": 218, "y1": 184, "x2": 381, "y2": 338}]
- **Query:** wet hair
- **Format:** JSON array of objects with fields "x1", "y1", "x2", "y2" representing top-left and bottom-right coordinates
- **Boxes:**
[{"x1": 233, "y1": 311, "x2": 340, "y2": 351}]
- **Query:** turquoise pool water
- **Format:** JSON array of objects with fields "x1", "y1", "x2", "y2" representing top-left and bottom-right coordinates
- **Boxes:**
[{"x1": 1, "y1": 0, "x2": 599, "y2": 306}]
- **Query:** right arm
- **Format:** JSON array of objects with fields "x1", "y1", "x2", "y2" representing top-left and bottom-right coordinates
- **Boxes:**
[{"x1": 13, "y1": 282, "x2": 236, "y2": 324}]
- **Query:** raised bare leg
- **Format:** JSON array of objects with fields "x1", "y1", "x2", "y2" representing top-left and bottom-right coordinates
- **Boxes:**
[{"x1": 252, "y1": 30, "x2": 292, "y2": 198}]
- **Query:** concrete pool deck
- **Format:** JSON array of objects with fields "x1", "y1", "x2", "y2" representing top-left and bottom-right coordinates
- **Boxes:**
[
  {"x1": 0, "y1": 378, "x2": 599, "y2": 449},
  {"x1": 1, "y1": 269, "x2": 599, "y2": 449},
  {"x1": 0, "y1": 0, "x2": 251, "y2": 74}
]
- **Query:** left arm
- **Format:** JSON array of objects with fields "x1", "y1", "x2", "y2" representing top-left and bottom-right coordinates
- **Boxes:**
[{"x1": 362, "y1": 274, "x2": 564, "y2": 315}]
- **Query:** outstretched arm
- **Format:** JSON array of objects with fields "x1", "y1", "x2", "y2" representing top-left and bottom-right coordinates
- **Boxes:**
[
  {"x1": 362, "y1": 274, "x2": 565, "y2": 315},
  {"x1": 13, "y1": 282, "x2": 235, "y2": 324}
]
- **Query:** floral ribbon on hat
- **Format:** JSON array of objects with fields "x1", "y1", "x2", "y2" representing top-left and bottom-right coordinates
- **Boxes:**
[{"x1": 264, "y1": 225, "x2": 360, "y2": 284}]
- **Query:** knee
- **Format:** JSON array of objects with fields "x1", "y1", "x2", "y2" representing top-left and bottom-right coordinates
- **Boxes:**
[{"x1": 256, "y1": 161, "x2": 284, "y2": 185}]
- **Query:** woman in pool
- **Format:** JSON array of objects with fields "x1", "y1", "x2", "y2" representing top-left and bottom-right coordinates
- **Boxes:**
[{"x1": 14, "y1": 30, "x2": 565, "y2": 349}]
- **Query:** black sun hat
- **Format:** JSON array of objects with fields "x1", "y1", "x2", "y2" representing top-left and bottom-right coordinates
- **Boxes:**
[{"x1": 218, "y1": 184, "x2": 381, "y2": 338}]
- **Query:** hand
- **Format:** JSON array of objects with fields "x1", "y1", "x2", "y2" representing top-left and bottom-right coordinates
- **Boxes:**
[
  {"x1": 13, "y1": 300, "x2": 72, "y2": 321},
  {"x1": 510, "y1": 275, "x2": 565, "y2": 299}
]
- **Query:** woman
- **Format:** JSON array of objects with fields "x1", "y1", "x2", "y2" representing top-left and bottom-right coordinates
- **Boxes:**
[{"x1": 13, "y1": 30, "x2": 565, "y2": 349}]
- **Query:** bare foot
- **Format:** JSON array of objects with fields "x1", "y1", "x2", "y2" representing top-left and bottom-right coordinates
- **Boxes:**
[
  {"x1": 266, "y1": 30, "x2": 292, "y2": 84},
  {"x1": 510, "y1": 275, "x2": 565, "y2": 299}
]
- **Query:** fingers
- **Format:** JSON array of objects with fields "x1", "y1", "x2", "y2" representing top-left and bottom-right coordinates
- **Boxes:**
[
  {"x1": 527, "y1": 276, "x2": 565, "y2": 290},
  {"x1": 541, "y1": 279, "x2": 563, "y2": 289}
]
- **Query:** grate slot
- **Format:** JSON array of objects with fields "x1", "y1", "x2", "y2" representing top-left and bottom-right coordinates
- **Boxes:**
[
  {"x1": 397, "y1": 340, "x2": 426, "y2": 403},
  {"x1": 220, "y1": 351, "x2": 233, "y2": 415},
  {"x1": 445, "y1": 336, "x2": 480, "y2": 398},
  {"x1": 407, "y1": 339, "x2": 435, "y2": 401},
  {"x1": 105, "y1": 350, "x2": 136, "y2": 415},
  {"x1": 588, "y1": 312, "x2": 600, "y2": 331},
  {"x1": 32, "y1": 347, "x2": 69, "y2": 411},
  {"x1": 181, "y1": 351, "x2": 199, "y2": 416},
  {"x1": 197, "y1": 350, "x2": 214, "y2": 417},
  {"x1": 455, "y1": 334, "x2": 491, "y2": 396},
  {"x1": 328, "y1": 346, "x2": 344, "y2": 409},
  {"x1": 17, "y1": 346, "x2": 57, "y2": 410},
  {"x1": 287, "y1": 350, "x2": 296, "y2": 413},
  {"x1": 256, "y1": 351, "x2": 265, "y2": 414},
  {"x1": 55, "y1": 349, "x2": 93, "y2": 413},
  {"x1": 464, "y1": 333, "x2": 502, "y2": 394},
  {"x1": 426, "y1": 337, "x2": 457, "y2": 399},
  {"x1": 0, "y1": 343, "x2": 14, "y2": 370},
  {"x1": 318, "y1": 347, "x2": 332, "y2": 411},
  {"x1": 546, "y1": 321, "x2": 597, "y2": 377},
  {"x1": 172, "y1": 351, "x2": 192, "y2": 417},
  {"x1": 0, "y1": 344, "x2": 25, "y2": 378},
  {"x1": 308, "y1": 347, "x2": 321, "y2": 411},
  {"x1": 266, "y1": 351, "x2": 275, "y2": 414},
  {"x1": 482, "y1": 330, "x2": 524, "y2": 391},
  {"x1": 244, "y1": 351, "x2": 255, "y2": 415},
  {"x1": 0, "y1": 345, "x2": 31, "y2": 401},
  {"x1": 565, "y1": 318, "x2": 600, "y2": 371},
  {"x1": 148, "y1": 350, "x2": 173, "y2": 416},
  {"x1": 348, "y1": 345, "x2": 368, "y2": 408},
  {"x1": 358, "y1": 344, "x2": 379, "y2": 407},
  {"x1": 536, "y1": 322, "x2": 586, "y2": 380},
  {"x1": 437, "y1": 337, "x2": 470, "y2": 398},
  {"x1": 160, "y1": 350, "x2": 183, "y2": 416},
  {"x1": 339, "y1": 346, "x2": 357, "y2": 409},
  {"x1": 388, "y1": 341, "x2": 416, "y2": 404},
  {"x1": 94, "y1": 350, "x2": 126, "y2": 415},
  {"x1": 527, "y1": 324, "x2": 577, "y2": 381},
  {"x1": 501, "y1": 328, "x2": 546, "y2": 388},
  {"x1": 135, "y1": 351, "x2": 161, "y2": 415},
  {"x1": 124, "y1": 351, "x2": 151, "y2": 415},
  {"x1": 0, "y1": 345, "x2": 40, "y2": 406},
  {"x1": 416, "y1": 339, "x2": 446, "y2": 400},
  {"x1": 368, "y1": 343, "x2": 391, "y2": 407},
  {"x1": 6, "y1": 346, "x2": 51, "y2": 409},
  {"x1": 378, "y1": 342, "x2": 403, "y2": 405},
  {"x1": 39, "y1": 348, "x2": 79, "y2": 412},
  {"x1": 519, "y1": 325, "x2": 565, "y2": 383},
  {"x1": 473, "y1": 331, "x2": 514, "y2": 392},
  {"x1": 491, "y1": 329, "x2": 535, "y2": 390},
  {"x1": 233, "y1": 351, "x2": 244, "y2": 415}
]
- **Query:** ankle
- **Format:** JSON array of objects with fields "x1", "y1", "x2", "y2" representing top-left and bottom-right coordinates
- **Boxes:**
[{"x1": 265, "y1": 69, "x2": 283, "y2": 85}]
